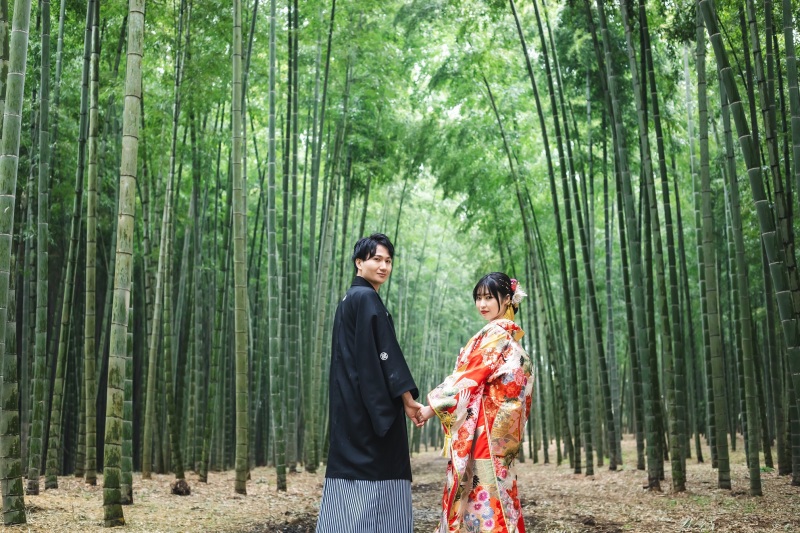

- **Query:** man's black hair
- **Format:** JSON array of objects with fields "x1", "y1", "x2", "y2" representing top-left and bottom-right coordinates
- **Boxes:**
[
  {"x1": 352, "y1": 233, "x2": 395, "y2": 270},
  {"x1": 472, "y1": 272, "x2": 516, "y2": 309}
]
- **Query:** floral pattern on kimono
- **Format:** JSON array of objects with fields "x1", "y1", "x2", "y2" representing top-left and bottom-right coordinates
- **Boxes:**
[{"x1": 428, "y1": 318, "x2": 533, "y2": 533}]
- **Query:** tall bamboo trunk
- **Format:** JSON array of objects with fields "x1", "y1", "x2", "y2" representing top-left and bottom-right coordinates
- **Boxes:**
[
  {"x1": 37, "y1": 0, "x2": 56, "y2": 491},
  {"x1": 82, "y1": 0, "x2": 100, "y2": 487},
  {"x1": 266, "y1": 0, "x2": 286, "y2": 490},
  {"x1": 0, "y1": 0, "x2": 8, "y2": 129},
  {"x1": 280, "y1": 1, "x2": 294, "y2": 469},
  {"x1": 287, "y1": 0, "x2": 300, "y2": 473},
  {"x1": 719, "y1": 75, "x2": 762, "y2": 495},
  {"x1": 23, "y1": 89, "x2": 36, "y2": 452},
  {"x1": 192, "y1": 117, "x2": 205, "y2": 474},
  {"x1": 0, "y1": 127, "x2": 24, "y2": 525},
  {"x1": 102, "y1": 0, "x2": 145, "y2": 522},
  {"x1": 782, "y1": 0, "x2": 800, "y2": 218},
  {"x1": 1, "y1": 211, "x2": 25, "y2": 523},
  {"x1": 641, "y1": 174, "x2": 663, "y2": 485},
  {"x1": 72, "y1": 222, "x2": 86, "y2": 478},
  {"x1": 302, "y1": 24, "x2": 323, "y2": 470},
  {"x1": 697, "y1": 2, "x2": 731, "y2": 489},
  {"x1": 680, "y1": 45, "x2": 705, "y2": 464},
  {"x1": 232, "y1": 0, "x2": 249, "y2": 495}
]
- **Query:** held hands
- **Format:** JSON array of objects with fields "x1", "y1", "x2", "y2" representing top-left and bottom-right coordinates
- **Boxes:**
[
  {"x1": 404, "y1": 400, "x2": 426, "y2": 428},
  {"x1": 417, "y1": 405, "x2": 435, "y2": 423},
  {"x1": 402, "y1": 392, "x2": 431, "y2": 428}
]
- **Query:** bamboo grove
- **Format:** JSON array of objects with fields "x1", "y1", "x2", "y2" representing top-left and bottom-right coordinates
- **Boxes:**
[{"x1": 0, "y1": 0, "x2": 797, "y2": 527}]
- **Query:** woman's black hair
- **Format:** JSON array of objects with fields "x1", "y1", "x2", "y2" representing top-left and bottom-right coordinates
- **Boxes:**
[
  {"x1": 351, "y1": 233, "x2": 395, "y2": 270},
  {"x1": 472, "y1": 272, "x2": 518, "y2": 310}
]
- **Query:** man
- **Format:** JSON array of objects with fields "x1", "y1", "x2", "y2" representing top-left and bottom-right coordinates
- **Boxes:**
[{"x1": 316, "y1": 233, "x2": 424, "y2": 533}]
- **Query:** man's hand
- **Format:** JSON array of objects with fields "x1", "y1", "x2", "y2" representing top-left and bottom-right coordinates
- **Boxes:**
[
  {"x1": 402, "y1": 392, "x2": 426, "y2": 428},
  {"x1": 404, "y1": 401, "x2": 425, "y2": 428}
]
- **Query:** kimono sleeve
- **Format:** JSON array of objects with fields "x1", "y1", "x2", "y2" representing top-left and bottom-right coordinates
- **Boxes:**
[
  {"x1": 353, "y1": 292, "x2": 418, "y2": 437},
  {"x1": 428, "y1": 324, "x2": 510, "y2": 429}
]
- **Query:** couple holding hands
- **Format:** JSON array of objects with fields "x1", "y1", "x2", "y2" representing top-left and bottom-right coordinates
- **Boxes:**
[{"x1": 316, "y1": 233, "x2": 533, "y2": 533}]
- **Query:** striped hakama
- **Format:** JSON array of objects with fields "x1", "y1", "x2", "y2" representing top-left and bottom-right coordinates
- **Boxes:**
[{"x1": 316, "y1": 478, "x2": 413, "y2": 533}]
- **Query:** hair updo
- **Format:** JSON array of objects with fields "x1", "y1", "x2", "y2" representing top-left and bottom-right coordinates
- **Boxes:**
[{"x1": 472, "y1": 272, "x2": 519, "y2": 311}]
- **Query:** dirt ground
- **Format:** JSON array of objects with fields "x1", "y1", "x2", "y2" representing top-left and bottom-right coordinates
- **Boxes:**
[{"x1": 11, "y1": 434, "x2": 800, "y2": 532}]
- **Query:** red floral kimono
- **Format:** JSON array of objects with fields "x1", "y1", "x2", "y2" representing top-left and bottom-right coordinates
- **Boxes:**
[{"x1": 428, "y1": 318, "x2": 533, "y2": 533}]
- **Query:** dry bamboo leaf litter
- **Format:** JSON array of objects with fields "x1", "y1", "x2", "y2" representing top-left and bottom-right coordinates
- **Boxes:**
[{"x1": 7, "y1": 435, "x2": 799, "y2": 532}]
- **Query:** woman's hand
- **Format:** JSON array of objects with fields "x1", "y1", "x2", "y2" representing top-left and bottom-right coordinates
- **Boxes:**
[{"x1": 418, "y1": 405, "x2": 435, "y2": 423}]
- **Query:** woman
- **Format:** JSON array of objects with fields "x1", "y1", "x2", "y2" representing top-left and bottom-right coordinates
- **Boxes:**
[{"x1": 418, "y1": 272, "x2": 533, "y2": 533}]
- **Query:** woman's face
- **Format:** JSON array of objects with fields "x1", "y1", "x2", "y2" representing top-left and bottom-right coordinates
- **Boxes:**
[{"x1": 475, "y1": 288, "x2": 510, "y2": 322}]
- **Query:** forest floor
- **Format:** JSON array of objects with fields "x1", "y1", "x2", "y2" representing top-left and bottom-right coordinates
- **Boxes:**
[{"x1": 11, "y1": 434, "x2": 800, "y2": 532}]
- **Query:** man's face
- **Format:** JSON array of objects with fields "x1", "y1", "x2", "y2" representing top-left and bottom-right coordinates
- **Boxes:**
[{"x1": 356, "y1": 244, "x2": 393, "y2": 290}]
